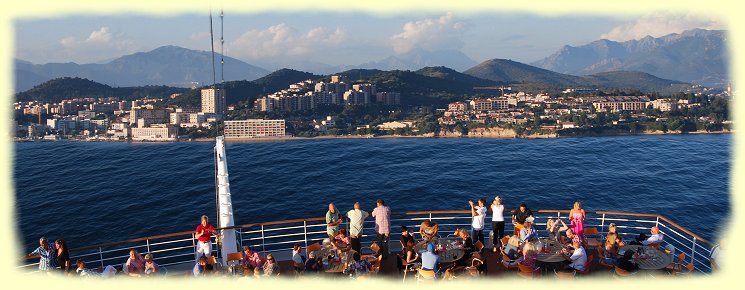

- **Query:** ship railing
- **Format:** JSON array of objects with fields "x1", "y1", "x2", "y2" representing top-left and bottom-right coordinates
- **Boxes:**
[{"x1": 19, "y1": 210, "x2": 716, "y2": 275}]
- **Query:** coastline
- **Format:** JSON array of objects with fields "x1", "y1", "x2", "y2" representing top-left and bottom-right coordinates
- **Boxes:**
[{"x1": 14, "y1": 129, "x2": 733, "y2": 143}]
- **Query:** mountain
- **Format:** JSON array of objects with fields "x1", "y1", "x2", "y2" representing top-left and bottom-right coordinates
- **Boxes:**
[
  {"x1": 14, "y1": 45, "x2": 269, "y2": 92},
  {"x1": 14, "y1": 77, "x2": 189, "y2": 103},
  {"x1": 532, "y1": 29, "x2": 728, "y2": 88},
  {"x1": 355, "y1": 48, "x2": 478, "y2": 72},
  {"x1": 465, "y1": 58, "x2": 689, "y2": 94}
]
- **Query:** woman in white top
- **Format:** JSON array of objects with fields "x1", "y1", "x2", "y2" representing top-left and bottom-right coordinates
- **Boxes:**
[
  {"x1": 490, "y1": 196, "x2": 505, "y2": 252},
  {"x1": 469, "y1": 198, "x2": 487, "y2": 247}
]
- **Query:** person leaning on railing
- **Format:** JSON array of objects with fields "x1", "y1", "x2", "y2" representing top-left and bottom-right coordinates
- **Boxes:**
[
  {"x1": 371, "y1": 199, "x2": 391, "y2": 259},
  {"x1": 346, "y1": 201, "x2": 369, "y2": 254},
  {"x1": 512, "y1": 202, "x2": 534, "y2": 236},
  {"x1": 326, "y1": 203, "x2": 343, "y2": 240},
  {"x1": 54, "y1": 239, "x2": 71, "y2": 274},
  {"x1": 24, "y1": 236, "x2": 57, "y2": 272}
]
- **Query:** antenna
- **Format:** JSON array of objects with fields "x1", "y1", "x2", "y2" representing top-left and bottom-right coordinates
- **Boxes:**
[{"x1": 209, "y1": 10, "x2": 217, "y2": 88}]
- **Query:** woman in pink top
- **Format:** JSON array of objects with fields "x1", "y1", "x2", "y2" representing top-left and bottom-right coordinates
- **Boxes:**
[{"x1": 569, "y1": 201, "x2": 585, "y2": 238}]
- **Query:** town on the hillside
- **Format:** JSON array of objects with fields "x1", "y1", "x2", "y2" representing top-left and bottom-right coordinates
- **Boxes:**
[{"x1": 13, "y1": 75, "x2": 732, "y2": 142}]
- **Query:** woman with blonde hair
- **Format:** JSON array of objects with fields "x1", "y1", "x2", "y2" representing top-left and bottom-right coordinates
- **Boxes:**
[
  {"x1": 503, "y1": 235, "x2": 521, "y2": 261},
  {"x1": 520, "y1": 242, "x2": 538, "y2": 268},
  {"x1": 490, "y1": 195, "x2": 505, "y2": 252},
  {"x1": 569, "y1": 201, "x2": 586, "y2": 238}
]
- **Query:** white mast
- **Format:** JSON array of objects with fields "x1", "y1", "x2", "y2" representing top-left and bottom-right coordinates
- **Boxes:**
[{"x1": 215, "y1": 136, "x2": 237, "y2": 263}]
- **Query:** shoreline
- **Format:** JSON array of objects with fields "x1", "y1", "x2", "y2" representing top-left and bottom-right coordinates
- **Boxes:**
[{"x1": 15, "y1": 129, "x2": 733, "y2": 143}]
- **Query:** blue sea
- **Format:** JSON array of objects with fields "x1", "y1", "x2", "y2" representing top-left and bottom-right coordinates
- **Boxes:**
[{"x1": 14, "y1": 134, "x2": 730, "y2": 252}]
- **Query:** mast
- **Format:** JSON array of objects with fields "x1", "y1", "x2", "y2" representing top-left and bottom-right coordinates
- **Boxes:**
[{"x1": 210, "y1": 9, "x2": 237, "y2": 265}]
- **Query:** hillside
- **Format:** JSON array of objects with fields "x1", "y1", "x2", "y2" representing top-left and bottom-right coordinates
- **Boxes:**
[
  {"x1": 532, "y1": 29, "x2": 728, "y2": 87},
  {"x1": 14, "y1": 77, "x2": 189, "y2": 103},
  {"x1": 14, "y1": 45, "x2": 269, "y2": 92},
  {"x1": 464, "y1": 58, "x2": 689, "y2": 94}
]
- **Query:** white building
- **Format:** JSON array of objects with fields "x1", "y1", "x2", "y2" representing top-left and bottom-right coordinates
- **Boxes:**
[
  {"x1": 224, "y1": 119, "x2": 286, "y2": 138},
  {"x1": 131, "y1": 126, "x2": 178, "y2": 141},
  {"x1": 201, "y1": 88, "x2": 226, "y2": 117}
]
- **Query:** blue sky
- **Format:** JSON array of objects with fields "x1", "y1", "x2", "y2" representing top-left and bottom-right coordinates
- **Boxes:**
[{"x1": 14, "y1": 11, "x2": 724, "y2": 67}]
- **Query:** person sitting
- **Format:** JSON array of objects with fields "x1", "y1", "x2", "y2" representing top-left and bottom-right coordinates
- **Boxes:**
[
  {"x1": 421, "y1": 243, "x2": 440, "y2": 274},
  {"x1": 546, "y1": 218, "x2": 568, "y2": 241},
  {"x1": 519, "y1": 218, "x2": 537, "y2": 244},
  {"x1": 76, "y1": 259, "x2": 117, "y2": 278},
  {"x1": 193, "y1": 255, "x2": 209, "y2": 277},
  {"x1": 504, "y1": 240, "x2": 537, "y2": 268},
  {"x1": 616, "y1": 249, "x2": 639, "y2": 272},
  {"x1": 262, "y1": 254, "x2": 280, "y2": 277},
  {"x1": 400, "y1": 226, "x2": 415, "y2": 254},
  {"x1": 502, "y1": 235, "x2": 521, "y2": 265},
  {"x1": 602, "y1": 243, "x2": 617, "y2": 265},
  {"x1": 343, "y1": 253, "x2": 373, "y2": 277},
  {"x1": 631, "y1": 226, "x2": 663, "y2": 246},
  {"x1": 710, "y1": 239, "x2": 725, "y2": 272},
  {"x1": 561, "y1": 239, "x2": 587, "y2": 272},
  {"x1": 125, "y1": 248, "x2": 146, "y2": 277},
  {"x1": 304, "y1": 251, "x2": 322, "y2": 273},
  {"x1": 291, "y1": 243, "x2": 306, "y2": 273},
  {"x1": 453, "y1": 228, "x2": 474, "y2": 267},
  {"x1": 420, "y1": 220, "x2": 439, "y2": 243},
  {"x1": 143, "y1": 253, "x2": 159, "y2": 275},
  {"x1": 605, "y1": 229, "x2": 624, "y2": 256},
  {"x1": 564, "y1": 228, "x2": 583, "y2": 246},
  {"x1": 241, "y1": 245, "x2": 265, "y2": 273},
  {"x1": 333, "y1": 228, "x2": 351, "y2": 251}
]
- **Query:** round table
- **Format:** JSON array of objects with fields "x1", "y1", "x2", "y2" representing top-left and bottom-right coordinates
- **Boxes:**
[
  {"x1": 415, "y1": 237, "x2": 466, "y2": 263},
  {"x1": 619, "y1": 245, "x2": 672, "y2": 270},
  {"x1": 534, "y1": 238, "x2": 566, "y2": 271}
]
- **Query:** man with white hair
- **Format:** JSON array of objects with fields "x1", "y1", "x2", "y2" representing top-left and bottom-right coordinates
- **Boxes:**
[
  {"x1": 631, "y1": 226, "x2": 664, "y2": 246},
  {"x1": 25, "y1": 236, "x2": 57, "y2": 272}
]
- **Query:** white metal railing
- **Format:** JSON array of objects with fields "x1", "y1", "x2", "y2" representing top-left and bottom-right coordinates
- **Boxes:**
[{"x1": 19, "y1": 210, "x2": 716, "y2": 276}]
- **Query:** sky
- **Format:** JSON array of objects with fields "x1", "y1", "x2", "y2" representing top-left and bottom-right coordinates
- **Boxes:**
[{"x1": 14, "y1": 11, "x2": 725, "y2": 68}]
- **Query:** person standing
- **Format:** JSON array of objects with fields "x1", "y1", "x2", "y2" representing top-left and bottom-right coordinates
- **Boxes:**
[
  {"x1": 55, "y1": 239, "x2": 70, "y2": 274},
  {"x1": 326, "y1": 203, "x2": 343, "y2": 240},
  {"x1": 346, "y1": 201, "x2": 369, "y2": 254},
  {"x1": 490, "y1": 196, "x2": 505, "y2": 252},
  {"x1": 469, "y1": 198, "x2": 487, "y2": 248},
  {"x1": 569, "y1": 201, "x2": 586, "y2": 238},
  {"x1": 195, "y1": 215, "x2": 215, "y2": 260},
  {"x1": 25, "y1": 236, "x2": 57, "y2": 272},
  {"x1": 371, "y1": 199, "x2": 391, "y2": 258}
]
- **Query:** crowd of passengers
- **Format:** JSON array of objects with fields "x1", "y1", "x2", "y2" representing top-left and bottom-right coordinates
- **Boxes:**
[{"x1": 24, "y1": 197, "x2": 725, "y2": 278}]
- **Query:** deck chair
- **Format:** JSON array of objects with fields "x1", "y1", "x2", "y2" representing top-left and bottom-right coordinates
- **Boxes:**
[
  {"x1": 207, "y1": 255, "x2": 221, "y2": 270},
  {"x1": 517, "y1": 262, "x2": 540, "y2": 279},
  {"x1": 306, "y1": 242, "x2": 322, "y2": 254},
  {"x1": 554, "y1": 269, "x2": 576, "y2": 279},
  {"x1": 464, "y1": 257, "x2": 484, "y2": 277},
  {"x1": 576, "y1": 255, "x2": 593, "y2": 275},
  {"x1": 416, "y1": 268, "x2": 436, "y2": 283},
  {"x1": 672, "y1": 263, "x2": 694, "y2": 276},
  {"x1": 369, "y1": 242, "x2": 381, "y2": 257},
  {"x1": 613, "y1": 265, "x2": 637, "y2": 277},
  {"x1": 474, "y1": 240, "x2": 485, "y2": 252},
  {"x1": 500, "y1": 235, "x2": 510, "y2": 250},
  {"x1": 225, "y1": 252, "x2": 243, "y2": 275},
  {"x1": 666, "y1": 252, "x2": 687, "y2": 273},
  {"x1": 597, "y1": 247, "x2": 615, "y2": 270},
  {"x1": 584, "y1": 227, "x2": 601, "y2": 249},
  {"x1": 501, "y1": 249, "x2": 519, "y2": 270},
  {"x1": 399, "y1": 254, "x2": 419, "y2": 282}
]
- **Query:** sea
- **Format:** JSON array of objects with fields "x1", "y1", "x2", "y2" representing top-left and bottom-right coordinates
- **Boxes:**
[{"x1": 14, "y1": 134, "x2": 730, "y2": 252}]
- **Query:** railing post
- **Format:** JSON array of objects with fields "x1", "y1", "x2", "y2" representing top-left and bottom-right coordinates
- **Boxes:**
[
  {"x1": 600, "y1": 213, "x2": 606, "y2": 235},
  {"x1": 691, "y1": 237, "x2": 697, "y2": 268},
  {"x1": 303, "y1": 220, "x2": 309, "y2": 250},
  {"x1": 192, "y1": 233, "x2": 197, "y2": 261},
  {"x1": 98, "y1": 247, "x2": 104, "y2": 269},
  {"x1": 146, "y1": 239, "x2": 151, "y2": 254},
  {"x1": 261, "y1": 225, "x2": 266, "y2": 253},
  {"x1": 238, "y1": 230, "x2": 243, "y2": 250}
]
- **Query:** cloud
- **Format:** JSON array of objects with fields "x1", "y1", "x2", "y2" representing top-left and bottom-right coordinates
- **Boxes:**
[
  {"x1": 390, "y1": 13, "x2": 467, "y2": 54},
  {"x1": 190, "y1": 31, "x2": 211, "y2": 41},
  {"x1": 60, "y1": 26, "x2": 114, "y2": 47},
  {"x1": 226, "y1": 24, "x2": 347, "y2": 59},
  {"x1": 601, "y1": 12, "x2": 725, "y2": 41}
]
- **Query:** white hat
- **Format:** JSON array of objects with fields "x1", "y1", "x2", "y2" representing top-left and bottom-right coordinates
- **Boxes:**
[{"x1": 525, "y1": 216, "x2": 535, "y2": 224}]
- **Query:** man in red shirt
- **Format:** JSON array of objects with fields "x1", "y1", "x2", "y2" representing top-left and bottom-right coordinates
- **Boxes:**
[{"x1": 195, "y1": 215, "x2": 215, "y2": 260}]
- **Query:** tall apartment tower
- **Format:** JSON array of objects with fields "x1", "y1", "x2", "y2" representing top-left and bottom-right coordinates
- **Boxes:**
[{"x1": 201, "y1": 88, "x2": 226, "y2": 116}]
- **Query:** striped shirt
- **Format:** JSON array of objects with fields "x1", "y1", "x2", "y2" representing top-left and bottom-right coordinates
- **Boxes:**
[
  {"x1": 372, "y1": 205, "x2": 391, "y2": 235},
  {"x1": 31, "y1": 244, "x2": 56, "y2": 271}
]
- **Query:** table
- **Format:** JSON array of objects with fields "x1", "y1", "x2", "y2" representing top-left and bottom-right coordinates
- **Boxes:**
[
  {"x1": 312, "y1": 245, "x2": 357, "y2": 273},
  {"x1": 619, "y1": 245, "x2": 672, "y2": 270},
  {"x1": 535, "y1": 238, "x2": 565, "y2": 263},
  {"x1": 415, "y1": 237, "x2": 466, "y2": 264}
]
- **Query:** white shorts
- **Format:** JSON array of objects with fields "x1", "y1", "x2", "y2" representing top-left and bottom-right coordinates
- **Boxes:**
[{"x1": 196, "y1": 240, "x2": 212, "y2": 260}]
